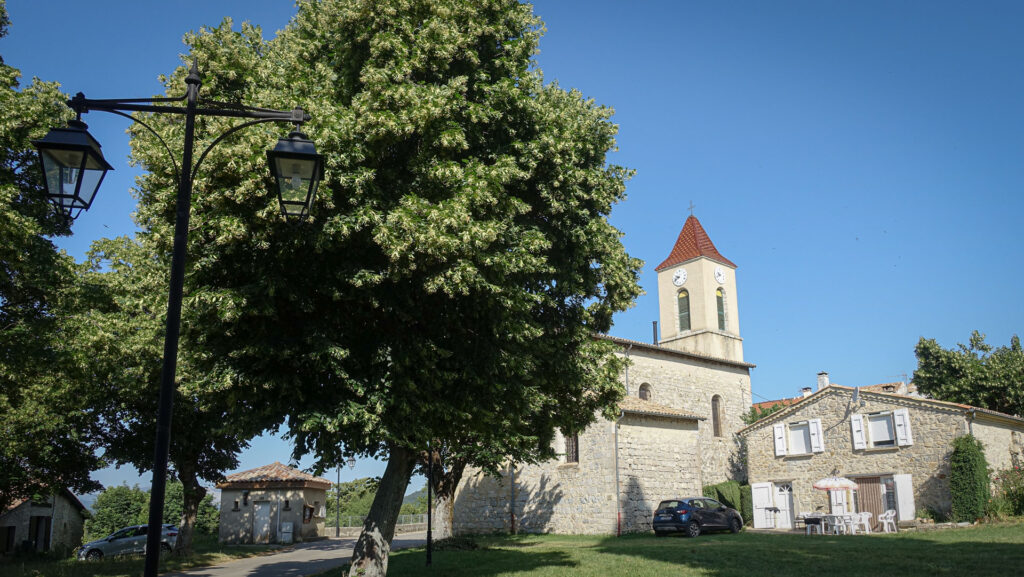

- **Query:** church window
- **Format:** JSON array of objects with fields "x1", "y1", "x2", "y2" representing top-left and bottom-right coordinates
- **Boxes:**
[
  {"x1": 565, "y1": 434, "x2": 579, "y2": 463},
  {"x1": 716, "y1": 288, "x2": 726, "y2": 330},
  {"x1": 639, "y1": 383, "x2": 652, "y2": 401},
  {"x1": 677, "y1": 290, "x2": 691, "y2": 331},
  {"x1": 711, "y1": 395, "x2": 723, "y2": 437}
]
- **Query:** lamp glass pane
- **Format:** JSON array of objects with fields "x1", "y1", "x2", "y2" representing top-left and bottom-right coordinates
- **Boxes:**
[{"x1": 76, "y1": 167, "x2": 104, "y2": 208}]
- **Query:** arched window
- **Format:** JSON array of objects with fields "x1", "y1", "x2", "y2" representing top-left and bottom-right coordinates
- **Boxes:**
[
  {"x1": 639, "y1": 383, "x2": 652, "y2": 401},
  {"x1": 678, "y1": 290, "x2": 691, "y2": 331},
  {"x1": 565, "y1": 434, "x2": 579, "y2": 463},
  {"x1": 712, "y1": 395, "x2": 723, "y2": 437},
  {"x1": 716, "y1": 288, "x2": 726, "y2": 331}
]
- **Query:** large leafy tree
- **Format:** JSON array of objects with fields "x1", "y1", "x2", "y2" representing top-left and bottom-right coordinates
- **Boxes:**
[
  {"x1": 124, "y1": 2, "x2": 640, "y2": 575},
  {"x1": 0, "y1": 0, "x2": 102, "y2": 512},
  {"x1": 914, "y1": 331, "x2": 1024, "y2": 418}
]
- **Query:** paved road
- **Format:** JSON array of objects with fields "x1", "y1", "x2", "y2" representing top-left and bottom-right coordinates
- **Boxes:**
[{"x1": 164, "y1": 532, "x2": 428, "y2": 577}]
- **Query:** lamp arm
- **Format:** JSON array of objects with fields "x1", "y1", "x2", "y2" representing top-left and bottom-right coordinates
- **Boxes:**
[
  {"x1": 191, "y1": 117, "x2": 295, "y2": 182},
  {"x1": 101, "y1": 109, "x2": 182, "y2": 185}
]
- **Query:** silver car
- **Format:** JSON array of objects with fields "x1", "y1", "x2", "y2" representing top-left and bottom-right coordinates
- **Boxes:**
[{"x1": 77, "y1": 524, "x2": 178, "y2": 560}]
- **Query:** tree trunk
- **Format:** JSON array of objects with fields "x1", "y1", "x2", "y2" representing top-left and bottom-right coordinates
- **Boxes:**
[
  {"x1": 175, "y1": 467, "x2": 204, "y2": 555},
  {"x1": 429, "y1": 455, "x2": 466, "y2": 540},
  {"x1": 349, "y1": 445, "x2": 416, "y2": 577}
]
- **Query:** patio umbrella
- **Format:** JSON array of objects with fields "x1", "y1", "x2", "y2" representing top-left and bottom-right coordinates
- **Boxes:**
[{"x1": 813, "y1": 476, "x2": 858, "y2": 491}]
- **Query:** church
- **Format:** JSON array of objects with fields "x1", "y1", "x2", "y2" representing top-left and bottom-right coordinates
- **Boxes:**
[{"x1": 453, "y1": 216, "x2": 755, "y2": 534}]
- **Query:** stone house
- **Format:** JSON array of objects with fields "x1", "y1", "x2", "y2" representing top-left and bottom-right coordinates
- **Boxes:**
[
  {"x1": 217, "y1": 462, "x2": 330, "y2": 544},
  {"x1": 453, "y1": 216, "x2": 754, "y2": 535},
  {"x1": 740, "y1": 380, "x2": 1024, "y2": 530},
  {"x1": 0, "y1": 489, "x2": 87, "y2": 556}
]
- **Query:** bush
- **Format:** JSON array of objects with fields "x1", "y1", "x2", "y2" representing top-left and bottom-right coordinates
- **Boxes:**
[
  {"x1": 740, "y1": 484, "x2": 753, "y2": 525},
  {"x1": 993, "y1": 466, "x2": 1024, "y2": 516},
  {"x1": 702, "y1": 480, "x2": 750, "y2": 524},
  {"x1": 950, "y1": 434, "x2": 990, "y2": 522}
]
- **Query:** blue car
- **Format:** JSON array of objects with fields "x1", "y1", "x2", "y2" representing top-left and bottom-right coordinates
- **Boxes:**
[{"x1": 652, "y1": 497, "x2": 743, "y2": 537}]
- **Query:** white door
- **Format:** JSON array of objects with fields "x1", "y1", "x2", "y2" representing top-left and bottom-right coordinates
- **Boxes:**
[
  {"x1": 751, "y1": 482, "x2": 774, "y2": 529},
  {"x1": 829, "y1": 489, "x2": 849, "y2": 514},
  {"x1": 774, "y1": 484, "x2": 794, "y2": 529},
  {"x1": 253, "y1": 501, "x2": 272, "y2": 544}
]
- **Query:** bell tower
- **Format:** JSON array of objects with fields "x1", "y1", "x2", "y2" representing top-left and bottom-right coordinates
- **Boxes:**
[{"x1": 655, "y1": 216, "x2": 743, "y2": 362}]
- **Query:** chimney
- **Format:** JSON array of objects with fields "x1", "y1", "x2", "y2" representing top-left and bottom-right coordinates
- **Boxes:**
[
  {"x1": 652, "y1": 321, "x2": 659, "y2": 345},
  {"x1": 817, "y1": 372, "x2": 830, "y2": 391},
  {"x1": 801, "y1": 387, "x2": 813, "y2": 398}
]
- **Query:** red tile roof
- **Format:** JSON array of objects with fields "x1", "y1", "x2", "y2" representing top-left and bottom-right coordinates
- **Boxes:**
[
  {"x1": 751, "y1": 397, "x2": 802, "y2": 412},
  {"x1": 217, "y1": 462, "x2": 332, "y2": 489},
  {"x1": 655, "y1": 215, "x2": 736, "y2": 271}
]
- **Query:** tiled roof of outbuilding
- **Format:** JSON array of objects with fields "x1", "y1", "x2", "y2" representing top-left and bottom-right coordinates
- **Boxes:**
[
  {"x1": 619, "y1": 396, "x2": 705, "y2": 421},
  {"x1": 217, "y1": 462, "x2": 332, "y2": 489},
  {"x1": 655, "y1": 215, "x2": 736, "y2": 271}
]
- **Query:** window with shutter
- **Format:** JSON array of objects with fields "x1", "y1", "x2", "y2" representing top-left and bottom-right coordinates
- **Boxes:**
[
  {"x1": 788, "y1": 422, "x2": 811, "y2": 455},
  {"x1": 809, "y1": 419, "x2": 825, "y2": 453},
  {"x1": 850, "y1": 414, "x2": 867, "y2": 450},
  {"x1": 893, "y1": 408, "x2": 914, "y2": 446},
  {"x1": 773, "y1": 423, "x2": 787, "y2": 456},
  {"x1": 565, "y1": 434, "x2": 579, "y2": 463},
  {"x1": 678, "y1": 290, "x2": 690, "y2": 331}
]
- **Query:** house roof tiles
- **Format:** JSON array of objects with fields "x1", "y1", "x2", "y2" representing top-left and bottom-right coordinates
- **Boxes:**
[{"x1": 217, "y1": 462, "x2": 332, "y2": 489}]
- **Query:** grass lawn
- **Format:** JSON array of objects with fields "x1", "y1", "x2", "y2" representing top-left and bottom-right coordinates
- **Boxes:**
[
  {"x1": 321, "y1": 522, "x2": 1024, "y2": 577},
  {"x1": 0, "y1": 535, "x2": 280, "y2": 577}
]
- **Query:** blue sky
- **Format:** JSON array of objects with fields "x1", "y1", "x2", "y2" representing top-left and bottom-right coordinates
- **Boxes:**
[{"x1": 4, "y1": 1, "x2": 1023, "y2": 496}]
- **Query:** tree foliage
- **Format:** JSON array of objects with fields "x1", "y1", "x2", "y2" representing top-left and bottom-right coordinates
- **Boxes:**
[
  {"x1": 914, "y1": 331, "x2": 1024, "y2": 417},
  {"x1": 85, "y1": 485, "x2": 149, "y2": 541},
  {"x1": 949, "y1": 434, "x2": 990, "y2": 522},
  {"x1": 121, "y1": 1, "x2": 640, "y2": 573},
  {"x1": 742, "y1": 402, "x2": 788, "y2": 425},
  {"x1": 0, "y1": 0, "x2": 102, "y2": 512}
]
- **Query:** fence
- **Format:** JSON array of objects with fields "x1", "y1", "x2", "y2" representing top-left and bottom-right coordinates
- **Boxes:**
[{"x1": 330, "y1": 514, "x2": 428, "y2": 537}]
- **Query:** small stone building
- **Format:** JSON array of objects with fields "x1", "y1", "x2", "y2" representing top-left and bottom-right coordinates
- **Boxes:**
[
  {"x1": 0, "y1": 490, "x2": 87, "y2": 556},
  {"x1": 453, "y1": 216, "x2": 754, "y2": 535},
  {"x1": 217, "y1": 462, "x2": 330, "y2": 544},
  {"x1": 740, "y1": 382, "x2": 1024, "y2": 530}
]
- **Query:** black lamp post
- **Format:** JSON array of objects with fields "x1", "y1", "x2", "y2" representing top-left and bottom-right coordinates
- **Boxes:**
[
  {"x1": 336, "y1": 456, "x2": 356, "y2": 538},
  {"x1": 33, "y1": 61, "x2": 323, "y2": 577}
]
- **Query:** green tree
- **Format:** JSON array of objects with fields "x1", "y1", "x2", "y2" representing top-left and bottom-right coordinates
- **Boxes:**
[
  {"x1": 85, "y1": 485, "x2": 149, "y2": 541},
  {"x1": 742, "y1": 403, "x2": 788, "y2": 425},
  {"x1": 123, "y1": 2, "x2": 640, "y2": 575},
  {"x1": 914, "y1": 331, "x2": 1024, "y2": 417},
  {"x1": 158, "y1": 481, "x2": 219, "y2": 535},
  {"x1": 326, "y1": 477, "x2": 380, "y2": 520},
  {"x1": 949, "y1": 434, "x2": 990, "y2": 522},
  {"x1": 0, "y1": 0, "x2": 102, "y2": 512}
]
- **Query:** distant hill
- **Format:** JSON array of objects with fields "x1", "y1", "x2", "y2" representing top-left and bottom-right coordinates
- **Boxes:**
[{"x1": 403, "y1": 487, "x2": 427, "y2": 505}]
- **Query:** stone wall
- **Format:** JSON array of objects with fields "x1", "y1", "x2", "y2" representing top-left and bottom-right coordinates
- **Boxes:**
[
  {"x1": 744, "y1": 387, "x2": 969, "y2": 516},
  {"x1": 972, "y1": 417, "x2": 1024, "y2": 472},
  {"x1": 618, "y1": 415, "x2": 701, "y2": 532},
  {"x1": 622, "y1": 346, "x2": 750, "y2": 485},
  {"x1": 219, "y1": 487, "x2": 327, "y2": 544},
  {"x1": 0, "y1": 493, "x2": 85, "y2": 556}
]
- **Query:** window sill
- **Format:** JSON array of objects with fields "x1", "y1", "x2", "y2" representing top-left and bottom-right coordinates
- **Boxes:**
[
  {"x1": 782, "y1": 453, "x2": 815, "y2": 460},
  {"x1": 557, "y1": 462, "x2": 580, "y2": 469},
  {"x1": 857, "y1": 446, "x2": 900, "y2": 454}
]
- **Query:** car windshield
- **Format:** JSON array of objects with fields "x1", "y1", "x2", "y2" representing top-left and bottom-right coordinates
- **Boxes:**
[{"x1": 656, "y1": 500, "x2": 683, "y2": 510}]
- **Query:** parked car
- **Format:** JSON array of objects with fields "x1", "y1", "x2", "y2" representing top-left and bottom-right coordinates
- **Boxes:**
[
  {"x1": 77, "y1": 524, "x2": 178, "y2": 560},
  {"x1": 652, "y1": 497, "x2": 743, "y2": 537}
]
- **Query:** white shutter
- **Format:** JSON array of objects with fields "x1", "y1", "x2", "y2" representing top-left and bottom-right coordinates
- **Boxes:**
[
  {"x1": 893, "y1": 474, "x2": 915, "y2": 522},
  {"x1": 893, "y1": 408, "x2": 914, "y2": 446},
  {"x1": 850, "y1": 414, "x2": 867, "y2": 450},
  {"x1": 773, "y1": 423, "x2": 788, "y2": 456},
  {"x1": 809, "y1": 419, "x2": 825, "y2": 453},
  {"x1": 751, "y1": 483, "x2": 774, "y2": 529}
]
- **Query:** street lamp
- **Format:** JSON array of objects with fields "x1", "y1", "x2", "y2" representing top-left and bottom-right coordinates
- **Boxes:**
[
  {"x1": 337, "y1": 456, "x2": 356, "y2": 538},
  {"x1": 32, "y1": 61, "x2": 323, "y2": 577}
]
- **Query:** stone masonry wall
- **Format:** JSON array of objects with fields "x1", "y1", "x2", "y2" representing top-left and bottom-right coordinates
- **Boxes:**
[
  {"x1": 453, "y1": 419, "x2": 618, "y2": 535},
  {"x1": 618, "y1": 415, "x2": 701, "y2": 533},
  {"x1": 744, "y1": 388, "x2": 968, "y2": 516},
  {"x1": 622, "y1": 347, "x2": 750, "y2": 485},
  {"x1": 972, "y1": 417, "x2": 1024, "y2": 472}
]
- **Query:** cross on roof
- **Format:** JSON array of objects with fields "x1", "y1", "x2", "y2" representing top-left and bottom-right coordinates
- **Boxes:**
[{"x1": 688, "y1": 201, "x2": 696, "y2": 216}]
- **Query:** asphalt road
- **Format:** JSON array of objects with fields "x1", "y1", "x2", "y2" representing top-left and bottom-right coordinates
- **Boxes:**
[{"x1": 163, "y1": 532, "x2": 428, "y2": 577}]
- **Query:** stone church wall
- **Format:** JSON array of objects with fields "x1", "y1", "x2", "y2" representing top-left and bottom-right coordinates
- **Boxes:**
[
  {"x1": 620, "y1": 347, "x2": 750, "y2": 484},
  {"x1": 617, "y1": 415, "x2": 700, "y2": 532}
]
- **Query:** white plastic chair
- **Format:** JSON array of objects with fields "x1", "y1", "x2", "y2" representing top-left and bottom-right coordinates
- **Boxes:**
[
  {"x1": 879, "y1": 510, "x2": 897, "y2": 533},
  {"x1": 841, "y1": 514, "x2": 856, "y2": 534},
  {"x1": 854, "y1": 512, "x2": 872, "y2": 534}
]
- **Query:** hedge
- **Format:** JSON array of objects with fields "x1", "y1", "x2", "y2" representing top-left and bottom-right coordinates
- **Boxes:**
[
  {"x1": 950, "y1": 434, "x2": 990, "y2": 522},
  {"x1": 702, "y1": 480, "x2": 752, "y2": 524}
]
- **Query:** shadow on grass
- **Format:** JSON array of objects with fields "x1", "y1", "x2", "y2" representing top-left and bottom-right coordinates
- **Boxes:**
[
  {"x1": 595, "y1": 525, "x2": 1024, "y2": 577},
  {"x1": 386, "y1": 542, "x2": 576, "y2": 576}
]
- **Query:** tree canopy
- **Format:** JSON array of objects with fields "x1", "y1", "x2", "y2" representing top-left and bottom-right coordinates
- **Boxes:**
[
  {"x1": 914, "y1": 331, "x2": 1024, "y2": 418},
  {"x1": 0, "y1": 0, "x2": 102, "y2": 512}
]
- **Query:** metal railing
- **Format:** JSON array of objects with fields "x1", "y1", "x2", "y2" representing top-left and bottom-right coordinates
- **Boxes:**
[{"x1": 333, "y1": 514, "x2": 427, "y2": 528}]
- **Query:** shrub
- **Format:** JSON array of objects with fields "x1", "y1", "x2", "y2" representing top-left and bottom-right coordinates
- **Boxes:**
[
  {"x1": 702, "y1": 480, "x2": 751, "y2": 524},
  {"x1": 740, "y1": 484, "x2": 753, "y2": 525},
  {"x1": 993, "y1": 466, "x2": 1024, "y2": 516},
  {"x1": 949, "y1": 434, "x2": 990, "y2": 522}
]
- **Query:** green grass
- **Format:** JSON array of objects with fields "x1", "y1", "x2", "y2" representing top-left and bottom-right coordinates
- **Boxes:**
[
  {"x1": 319, "y1": 522, "x2": 1024, "y2": 577},
  {"x1": 0, "y1": 534, "x2": 280, "y2": 577}
]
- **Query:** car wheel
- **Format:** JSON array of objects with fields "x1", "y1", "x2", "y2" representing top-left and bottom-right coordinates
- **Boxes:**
[
  {"x1": 86, "y1": 549, "x2": 103, "y2": 561},
  {"x1": 684, "y1": 521, "x2": 701, "y2": 538},
  {"x1": 730, "y1": 516, "x2": 742, "y2": 533}
]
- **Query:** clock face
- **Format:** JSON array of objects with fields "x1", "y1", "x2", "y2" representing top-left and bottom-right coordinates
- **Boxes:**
[
  {"x1": 672, "y1": 268, "x2": 687, "y2": 286},
  {"x1": 714, "y1": 266, "x2": 727, "y2": 284}
]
